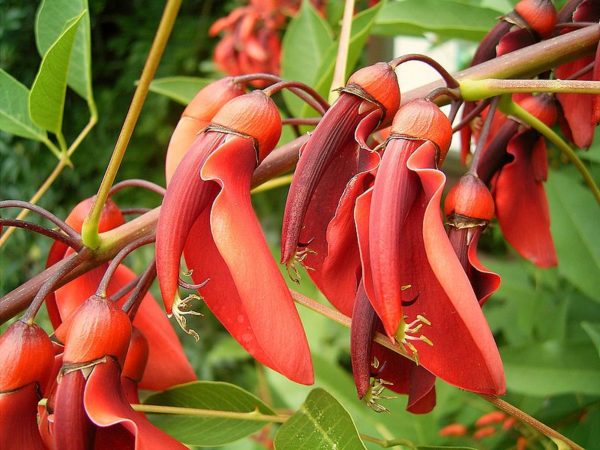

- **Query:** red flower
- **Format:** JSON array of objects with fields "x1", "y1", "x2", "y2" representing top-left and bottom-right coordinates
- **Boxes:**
[
  {"x1": 281, "y1": 62, "x2": 400, "y2": 314},
  {"x1": 46, "y1": 197, "x2": 196, "y2": 391},
  {"x1": 0, "y1": 321, "x2": 54, "y2": 449},
  {"x1": 156, "y1": 91, "x2": 313, "y2": 384},
  {"x1": 354, "y1": 99, "x2": 505, "y2": 395}
]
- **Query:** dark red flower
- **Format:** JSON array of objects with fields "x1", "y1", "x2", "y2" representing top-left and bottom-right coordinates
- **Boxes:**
[
  {"x1": 156, "y1": 91, "x2": 313, "y2": 384},
  {"x1": 354, "y1": 99, "x2": 505, "y2": 395}
]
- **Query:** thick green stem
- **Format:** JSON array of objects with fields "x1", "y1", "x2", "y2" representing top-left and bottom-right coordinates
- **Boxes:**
[
  {"x1": 498, "y1": 95, "x2": 600, "y2": 203},
  {"x1": 461, "y1": 78, "x2": 600, "y2": 101},
  {"x1": 81, "y1": 0, "x2": 182, "y2": 249},
  {"x1": 251, "y1": 175, "x2": 293, "y2": 194}
]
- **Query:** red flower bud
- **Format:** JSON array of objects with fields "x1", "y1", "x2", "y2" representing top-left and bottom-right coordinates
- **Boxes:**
[
  {"x1": 519, "y1": 94, "x2": 558, "y2": 127},
  {"x1": 211, "y1": 90, "x2": 282, "y2": 162},
  {"x1": 346, "y1": 62, "x2": 400, "y2": 125},
  {"x1": 66, "y1": 197, "x2": 124, "y2": 233},
  {"x1": 473, "y1": 425, "x2": 497, "y2": 439},
  {"x1": 439, "y1": 423, "x2": 468, "y2": 437},
  {"x1": 0, "y1": 321, "x2": 54, "y2": 392},
  {"x1": 391, "y1": 99, "x2": 452, "y2": 163},
  {"x1": 445, "y1": 174, "x2": 495, "y2": 221},
  {"x1": 515, "y1": 0, "x2": 557, "y2": 37},
  {"x1": 475, "y1": 410, "x2": 507, "y2": 427},
  {"x1": 122, "y1": 328, "x2": 149, "y2": 383},
  {"x1": 62, "y1": 296, "x2": 132, "y2": 366}
]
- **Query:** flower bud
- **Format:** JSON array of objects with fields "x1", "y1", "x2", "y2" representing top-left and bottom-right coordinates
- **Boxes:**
[
  {"x1": 212, "y1": 90, "x2": 282, "y2": 163},
  {"x1": 122, "y1": 328, "x2": 149, "y2": 383},
  {"x1": 184, "y1": 78, "x2": 245, "y2": 123},
  {"x1": 346, "y1": 62, "x2": 400, "y2": 125},
  {"x1": 439, "y1": 423, "x2": 468, "y2": 437},
  {"x1": 519, "y1": 94, "x2": 558, "y2": 127},
  {"x1": 0, "y1": 321, "x2": 54, "y2": 392},
  {"x1": 445, "y1": 174, "x2": 495, "y2": 221},
  {"x1": 62, "y1": 295, "x2": 132, "y2": 366},
  {"x1": 391, "y1": 99, "x2": 453, "y2": 163},
  {"x1": 515, "y1": 0, "x2": 557, "y2": 37}
]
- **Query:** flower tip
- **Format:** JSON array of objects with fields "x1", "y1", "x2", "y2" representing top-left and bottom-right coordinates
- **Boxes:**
[
  {"x1": 519, "y1": 94, "x2": 558, "y2": 127},
  {"x1": 122, "y1": 328, "x2": 149, "y2": 383},
  {"x1": 445, "y1": 174, "x2": 495, "y2": 221},
  {"x1": 0, "y1": 321, "x2": 54, "y2": 392},
  {"x1": 67, "y1": 196, "x2": 124, "y2": 232},
  {"x1": 212, "y1": 90, "x2": 282, "y2": 162},
  {"x1": 391, "y1": 99, "x2": 452, "y2": 161},
  {"x1": 347, "y1": 62, "x2": 400, "y2": 125},
  {"x1": 514, "y1": 0, "x2": 557, "y2": 37},
  {"x1": 184, "y1": 77, "x2": 246, "y2": 121}
]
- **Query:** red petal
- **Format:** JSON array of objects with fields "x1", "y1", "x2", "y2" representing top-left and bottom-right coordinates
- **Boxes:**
[
  {"x1": 85, "y1": 358, "x2": 187, "y2": 450},
  {"x1": 495, "y1": 132, "x2": 557, "y2": 267},
  {"x1": 404, "y1": 142, "x2": 505, "y2": 394},
  {"x1": 0, "y1": 384, "x2": 46, "y2": 450},
  {"x1": 156, "y1": 132, "x2": 225, "y2": 313},
  {"x1": 351, "y1": 282, "x2": 377, "y2": 398},
  {"x1": 184, "y1": 136, "x2": 313, "y2": 384}
]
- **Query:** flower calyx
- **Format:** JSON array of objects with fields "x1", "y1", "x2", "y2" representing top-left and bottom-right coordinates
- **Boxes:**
[{"x1": 445, "y1": 174, "x2": 495, "y2": 229}]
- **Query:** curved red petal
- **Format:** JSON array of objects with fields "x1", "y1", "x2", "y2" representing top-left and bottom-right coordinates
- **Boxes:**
[
  {"x1": 468, "y1": 232, "x2": 501, "y2": 306},
  {"x1": 156, "y1": 132, "x2": 225, "y2": 313},
  {"x1": 406, "y1": 142, "x2": 505, "y2": 395},
  {"x1": 495, "y1": 132, "x2": 557, "y2": 267},
  {"x1": 85, "y1": 358, "x2": 187, "y2": 450},
  {"x1": 0, "y1": 384, "x2": 46, "y2": 450},
  {"x1": 185, "y1": 137, "x2": 313, "y2": 384}
]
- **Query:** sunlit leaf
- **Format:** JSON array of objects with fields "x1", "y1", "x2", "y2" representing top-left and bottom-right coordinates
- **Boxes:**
[
  {"x1": 0, "y1": 69, "x2": 46, "y2": 141},
  {"x1": 148, "y1": 76, "x2": 214, "y2": 105}
]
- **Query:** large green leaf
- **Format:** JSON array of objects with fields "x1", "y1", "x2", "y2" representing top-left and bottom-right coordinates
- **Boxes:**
[
  {"x1": 281, "y1": 0, "x2": 334, "y2": 116},
  {"x1": 502, "y1": 341, "x2": 600, "y2": 396},
  {"x1": 0, "y1": 69, "x2": 46, "y2": 141},
  {"x1": 372, "y1": 0, "x2": 501, "y2": 41},
  {"x1": 145, "y1": 381, "x2": 276, "y2": 447},
  {"x1": 36, "y1": 0, "x2": 92, "y2": 101},
  {"x1": 148, "y1": 76, "x2": 213, "y2": 105},
  {"x1": 546, "y1": 169, "x2": 600, "y2": 302},
  {"x1": 29, "y1": 13, "x2": 84, "y2": 134},
  {"x1": 274, "y1": 388, "x2": 367, "y2": 450},
  {"x1": 582, "y1": 322, "x2": 600, "y2": 357}
]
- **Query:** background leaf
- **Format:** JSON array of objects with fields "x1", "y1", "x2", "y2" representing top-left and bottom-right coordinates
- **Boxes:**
[
  {"x1": 274, "y1": 388, "x2": 367, "y2": 450},
  {"x1": 145, "y1": 381, "x2": 276, "y2": 447},
  {"x1": 372, "y1": 0, "x2": 501, "y2": 41},
  {"x1": 148, "y1": 76, "x2": 213, "y2": 105},
  {"x1": 546, "y1": 169, "x2": 600, "y2": 302},
  {"x1": 29, "y1": 12, "x2": 84, "y2": 133},
  {"x1": 35, "y1": 0, "x2": 92, "y2": 101},
  {"x1": 0, "y1": 69, "x2": 46, "y2": 141}
]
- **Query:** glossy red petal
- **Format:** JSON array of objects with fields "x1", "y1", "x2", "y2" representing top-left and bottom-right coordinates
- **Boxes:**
[
  {"x1": 156, "y1": 132, "x2": 225, "y2": 313},
  {"x1": 85, "y1": 358, "x2": 187, "y2": 450},
  {"x1": 495, "y1": 132, "x2": 557, "y2": 267},
  {"x1": 0, "y1": 384, "x2": 46, "y2": 450},
  {"x1": 468, "y1": 232, "x2": 502, "y2": 306},
  {"x1": 406, "y1": 142, "x2": 505, "y2": 394},
  {"x1": 185, "y1": 136, "x2": 313, "y2": 384}
]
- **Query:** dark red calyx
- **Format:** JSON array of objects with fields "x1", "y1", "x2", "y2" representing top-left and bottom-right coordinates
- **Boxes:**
[
  {"x1": 0, "y1": 321, "x2": 54, "y2": 392},
  {"x1": 62, "y1": 295, "x2": 132, "y2": 366},
  {"x1": 211, "y1": 90, "x2": 282, "y2": 163},
  {"x1": 390, "y1": 99, "x2": 452, "y2": 164},
  {"x1": 445, "y1": 174, "x2": 495, "y2": 225}
]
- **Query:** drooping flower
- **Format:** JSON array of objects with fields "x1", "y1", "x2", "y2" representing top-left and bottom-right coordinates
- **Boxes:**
[
  {"x1": 45, "y1": 197, "x2": 196, "y2": 391},
  {"x1": 354, "y1": 99, "x2": 505, "y2": 394},
  {"x1": 156, "y1": 91, "x2": 313, "y2": 384},
  {"x1": 281, "y1": 62, "x2": 400, "y2": 314},
  {"x1": 0, "y1": 320, "x2": 54, "y2": 449}
]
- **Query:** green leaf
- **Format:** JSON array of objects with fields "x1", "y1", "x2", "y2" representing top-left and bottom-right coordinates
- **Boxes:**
[
  {"x1": 372, "y1": 0, "x2": 501, "y2": 41},
  {"x1": 148, "y1": 76, "x2": 213, "y2": 105},
  {"x1": 0, "y1": 69, "x2": 46, "y2": 141},
  {"x1": 502, "y1": 341, "x2": 600, "y2": 396},
  {"x1": 274, "y1": 388, "x2": 367, "y2": 450},
  {"x1": 36, "y1": 0, "x2": 92, "y2": 101},
  {"x1": 582, "y1": 322, "x2": 600, "y2": 357},
  {"x1": 546, "y1": 169, "x2": 600, "y2": 302},
  {"x1": 417, "y1": 447, "x2": 478, "y2": 450},
  {"x1": 281, "y1": 0, "x2": 334, "y2": 116},
  {"x1": 29, "y1": 13, "x2": 84, "y2": 134},
  {"x1": 145, "y1": 381, "x2": 276, "y2": 447}
]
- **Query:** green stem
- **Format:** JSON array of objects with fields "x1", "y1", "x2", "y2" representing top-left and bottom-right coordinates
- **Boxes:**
[
  {"x1": 461, "y1": 78, "x2": 600, "y2": 101},
  {"x1": 498, "y1": 95, "x2": 600, "y2": 203},
  {"x1": 131, "y1": 403, "x2": 288, "y2": 423},
  {"x1": 251, "y1": 174, "x2": 293, "y2": 194},
  {"x1": 41, "y1": 136, "x2": 63, "y2": 160},
  {"x1": 360, "y1": 434, "x2": 417, "y2": 449},
  {"x1": 81, "y1": 0, "x2": 182, "y2": 249},
  {"x1": 329, "y1": 0, "x2": 355, "y2": 103}
]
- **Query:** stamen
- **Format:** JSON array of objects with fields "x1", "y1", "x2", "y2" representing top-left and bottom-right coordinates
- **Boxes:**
[
  {"x1": 363, "y1": 377, "x2": 395, "y2": 413},
  {"x1": 394, "y1": 314, "x2": 433, "y2": 365},
  {"x1": 171, "y1": 294, "x2": 204, "y2": 342},
  {"x1": 285, "y1": 244, "x2": 317, "y2": 283}
]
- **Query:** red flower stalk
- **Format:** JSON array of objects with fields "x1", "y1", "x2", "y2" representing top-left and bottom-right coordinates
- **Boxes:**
[
  {"x1": 0, "y1": 321, "x2": 54, "y2": 449},
  {"x1": 156, "y1": 91, "x2": 313, "y2": 384},
  {"x1": 46, "y1": 197, "x2": 196, "y2": 391},
  {"x1": 355, "y1": 99, "x2": 505, "y2": 395},
  {"x1": 445, "y1": 174, "x2": 501, "y2": 305},
  {"x1": 555, "y1": 0, "x2": 600, "y2": 148},
  {"x1": 281, "y1": 62, "x2": 400, "y2": 313},
  {"x1": 165, "y1": 77, "x2": 245, "y2": 183}
]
